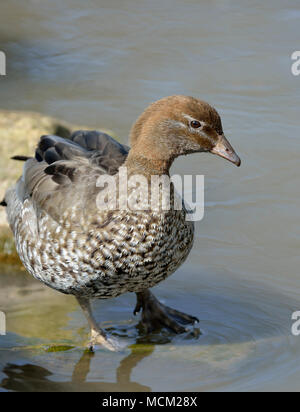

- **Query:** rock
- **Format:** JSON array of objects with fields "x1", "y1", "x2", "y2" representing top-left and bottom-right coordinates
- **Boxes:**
[{"x1": 0, "y1": 110, "x2": 116, "y2": 265}]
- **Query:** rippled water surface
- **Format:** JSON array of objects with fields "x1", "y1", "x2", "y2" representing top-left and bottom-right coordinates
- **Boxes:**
[{"x1": 1, "y1": 0, "x2": 300, "y2": 392}]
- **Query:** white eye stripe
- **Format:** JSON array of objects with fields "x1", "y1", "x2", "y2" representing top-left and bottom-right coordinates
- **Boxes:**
[
  {"x1": 182, "y1": 114, "x2": 207, "y2": 127},
  {"x1": 183, "y1": 114, "x2": 206, "y2": 136},
  {"x1": 164, "y1": 118, "x2": 214, "y2": 144},
  {"x1": 182, "y1": 114, "x2": 215, "y2": 144}
]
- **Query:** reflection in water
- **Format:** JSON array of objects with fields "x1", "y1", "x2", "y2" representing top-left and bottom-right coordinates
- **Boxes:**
[{"x1": 1, "y1": 346, "x2": 154, "y2": 392}]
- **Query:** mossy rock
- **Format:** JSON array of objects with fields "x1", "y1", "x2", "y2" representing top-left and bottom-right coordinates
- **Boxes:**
[
  {"x1": 0, "y1": 226, "x2": 20, "y2": 265},
  {"x1": 0, "y1": 109, "x2": 116, "y2": 265}
]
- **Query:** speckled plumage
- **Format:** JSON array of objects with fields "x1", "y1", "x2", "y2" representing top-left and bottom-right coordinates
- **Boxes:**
[{"x1": 7, "y1": 181, "x2": 194, "y2": 299}]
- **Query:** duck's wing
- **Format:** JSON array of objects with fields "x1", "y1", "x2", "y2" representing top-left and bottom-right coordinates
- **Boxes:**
[
  {"x1": 35, "y1": 130, "x2": 129, "y2": 175},
  {"x1": 9, "y1": 131, "x2": 129, "y2": 229}
]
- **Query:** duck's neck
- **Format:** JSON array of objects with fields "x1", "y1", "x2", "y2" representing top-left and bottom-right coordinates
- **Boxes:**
[{"x1": 124, "y1": 150, "x2": 173, "y2": 178}]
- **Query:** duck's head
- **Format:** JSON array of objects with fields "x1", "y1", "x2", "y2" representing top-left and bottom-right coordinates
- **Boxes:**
[{"x1": 129, "y1": 95, "x2": 240, "y2": 172}]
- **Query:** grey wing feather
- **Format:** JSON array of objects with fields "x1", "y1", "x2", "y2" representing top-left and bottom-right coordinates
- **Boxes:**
[
  {"x1": 71, "y1": 130, "x2": 129, "y2": 174},
  {"x1": 35, "y1": 130, "x2": 129, "y2": 174},
  {"x1": 6, "y1": 130, "x2": 129, "y2": 229}
]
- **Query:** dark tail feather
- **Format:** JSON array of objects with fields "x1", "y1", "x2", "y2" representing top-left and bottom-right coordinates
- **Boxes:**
[
  {"x1": 11, "y1": 155, "x2": 31, "y2": 161},
  {"x1": 0, "y1": 199, "x2": 7, "y2": 207}
]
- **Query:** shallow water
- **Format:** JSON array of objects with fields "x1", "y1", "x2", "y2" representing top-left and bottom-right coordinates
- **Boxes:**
[{"x1": 1, "y1": 0, "x2": 300, "y2": 392}]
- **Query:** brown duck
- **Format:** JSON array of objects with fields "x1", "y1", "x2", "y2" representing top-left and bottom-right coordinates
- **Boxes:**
[{"x1": 2, "y1": 95, "x2": 240, "y2": 351}]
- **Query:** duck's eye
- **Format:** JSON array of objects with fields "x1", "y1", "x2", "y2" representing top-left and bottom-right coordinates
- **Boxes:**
[{"x1": 191, "y1": 120, "x2": 201, "y2": 129}]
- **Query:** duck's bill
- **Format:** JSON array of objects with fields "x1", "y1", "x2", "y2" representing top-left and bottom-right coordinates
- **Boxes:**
[{"x1": 211, "y1": 135, "x2": 241, "y2": 167}]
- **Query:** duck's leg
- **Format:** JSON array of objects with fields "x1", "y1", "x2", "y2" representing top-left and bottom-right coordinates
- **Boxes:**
[
  {"x1": 134, "y1": 290, "x2": 199, "y2": 334},
  {"x1": 76, "y1": 296, "x2": 122, "y2": 352}
]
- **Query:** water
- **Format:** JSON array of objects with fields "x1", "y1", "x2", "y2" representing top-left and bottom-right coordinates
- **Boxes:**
[{"x1": 0, "y1": 0, "x2": 300, "y2": 392}]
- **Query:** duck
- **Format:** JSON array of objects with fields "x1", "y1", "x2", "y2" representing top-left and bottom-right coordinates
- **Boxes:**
[{"x1": 1, "y1": 95, "x2": 240, "y2": 351}]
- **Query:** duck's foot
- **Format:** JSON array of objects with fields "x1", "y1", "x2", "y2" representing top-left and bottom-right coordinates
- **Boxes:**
[
  {"x1": 134, "y1": 290, "x2": 199, "y2": 334},
  {"x1": 77, "y1": 296, "x2": 124, "y2": 352},
  {"x1": 88, "y1": 328, "x2": 124, "y2": 352}
]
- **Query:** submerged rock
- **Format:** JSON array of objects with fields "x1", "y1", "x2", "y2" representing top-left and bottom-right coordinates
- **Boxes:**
[{"x1": 0, "y1": 109, "x2": 115, "y2": 265}]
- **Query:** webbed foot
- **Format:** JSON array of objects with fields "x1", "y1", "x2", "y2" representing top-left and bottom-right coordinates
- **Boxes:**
[{"x1": 134, "y1": 290, "x2": 199, "y2": 334}]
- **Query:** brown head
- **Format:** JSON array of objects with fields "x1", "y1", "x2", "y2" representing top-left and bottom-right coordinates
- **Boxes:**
[{"x1": 127, "y1": 95, "x2": 241, "y2": 174}]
